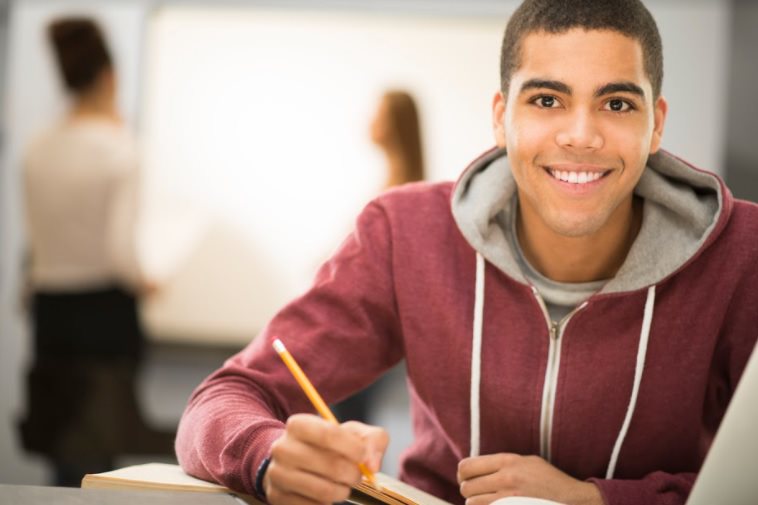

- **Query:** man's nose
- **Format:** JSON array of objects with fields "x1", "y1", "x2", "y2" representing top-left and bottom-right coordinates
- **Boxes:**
[{"x1": 555, "y1": 109, "x2": 604, "y2": 151}]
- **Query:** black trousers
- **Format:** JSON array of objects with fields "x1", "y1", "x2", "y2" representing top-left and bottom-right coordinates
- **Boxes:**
[
  {"x1": 32, "y1": 286, "x2": 144, "y2": 361},
  {"x1": 18, "y1": 286, "x2": 174, "y2": 485}
]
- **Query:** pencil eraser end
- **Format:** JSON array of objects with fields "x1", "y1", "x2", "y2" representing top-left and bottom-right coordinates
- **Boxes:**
[{"x1": 272, "y1": 338, "x2": 285, "y2": 353}]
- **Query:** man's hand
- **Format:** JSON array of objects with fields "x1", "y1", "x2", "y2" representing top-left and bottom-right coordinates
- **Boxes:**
[
  {"x1": 457, "y1": 453, "x2": 603, "y2": 505},
  {"x1": 263, "y1": 414, "x2": 389, "y2": 505}
]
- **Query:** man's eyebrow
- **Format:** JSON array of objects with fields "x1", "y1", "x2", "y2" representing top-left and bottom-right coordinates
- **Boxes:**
[
  {"x1": 595, "y1": 81, "x2": 646, "y2": 99},
  {"x1": 519, "y1": 79, "x2": 572, "y2": 95},
  {"x1": 518, "y1": 79, "x2": 647, "y2": 100}
]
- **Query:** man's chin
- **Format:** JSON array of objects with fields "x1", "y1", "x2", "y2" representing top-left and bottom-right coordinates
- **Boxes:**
[{"x1": 544, "y1": 213, "x2": 609, "y2": 238}]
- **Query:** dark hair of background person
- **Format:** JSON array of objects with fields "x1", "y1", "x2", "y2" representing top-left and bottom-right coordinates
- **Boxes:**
[
  {"x1": 500, "y1": 0, "x2": 663, "y2": 98},
  {"x1": 383, "y1": 90, "x2": 424, "y2": 185},
  {"x1": 47, "y1": 17, "x2": 113, "y2": 95}
]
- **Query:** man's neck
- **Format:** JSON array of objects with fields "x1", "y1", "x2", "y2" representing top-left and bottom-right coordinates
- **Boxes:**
[{"x1": 517, "y1": 197, "x2": 643, "y2": 283}]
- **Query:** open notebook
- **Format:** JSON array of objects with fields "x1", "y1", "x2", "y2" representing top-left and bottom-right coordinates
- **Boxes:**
[
  {"x1": 350, "y1": 473, "x2": 451, "y2": 504},
  {"x1": 81, "y1": 464, "x2": 259, "y2": 504},
  {"x1": 81, "y1": 463, "x2": 452, "y2": 505}
]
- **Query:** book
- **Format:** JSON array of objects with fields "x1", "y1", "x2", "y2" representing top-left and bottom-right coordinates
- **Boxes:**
[
  {"x1": 81, "y1": 463, "x2": 260, "y2": 504},
  {"x1": 351, "y1": 472, "x2": 452, "y2": 505},
  {"x1": 82, "y1": 463, "x2": 453, "y2": 505}
]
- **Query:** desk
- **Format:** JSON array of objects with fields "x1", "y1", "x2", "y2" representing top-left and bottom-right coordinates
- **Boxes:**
[{"x1": 0, "y1": 484, "x2": 255, "y2": 504}]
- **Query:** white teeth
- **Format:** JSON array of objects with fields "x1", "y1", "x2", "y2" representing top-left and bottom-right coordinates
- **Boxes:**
[{"x1": 549, "y1": 169, "x2": 604, "y2": 184}]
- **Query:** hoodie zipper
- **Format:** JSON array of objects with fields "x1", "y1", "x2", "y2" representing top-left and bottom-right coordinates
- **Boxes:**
[{"x1": 531, "y1": 286, "x2": 587, "y2": 462}]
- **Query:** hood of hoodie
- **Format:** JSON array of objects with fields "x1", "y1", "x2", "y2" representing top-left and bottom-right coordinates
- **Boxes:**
[{"x1": 451, "y1": 147, "x2": 728, "y2": 295}]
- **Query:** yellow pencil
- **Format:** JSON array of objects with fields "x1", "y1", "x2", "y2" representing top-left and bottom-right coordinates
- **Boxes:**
[{"x1": 272, "y1": 338, "x2": 378, "y2": 487}]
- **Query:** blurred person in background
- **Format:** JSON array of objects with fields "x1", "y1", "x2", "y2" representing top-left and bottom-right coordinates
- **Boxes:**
[
  {"x1": 18, "y1": 17, "x2": 173, "y2": 487},
  {"x1": 372, "y1": 90, "x2": 424, "y2": 190},
  {"x1": 333, "y1": 90, "x2": 424, "y2": 427}
]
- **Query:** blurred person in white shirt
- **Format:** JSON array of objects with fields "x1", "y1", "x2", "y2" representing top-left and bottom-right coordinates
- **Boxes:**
[{"x1": 18, "y1": 17, "x2": 171, "y2": 487}]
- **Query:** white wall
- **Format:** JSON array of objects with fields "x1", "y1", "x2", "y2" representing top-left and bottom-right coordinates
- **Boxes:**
[{"x1": 652, "y1": 2, "x2": 731, "y2": 173}]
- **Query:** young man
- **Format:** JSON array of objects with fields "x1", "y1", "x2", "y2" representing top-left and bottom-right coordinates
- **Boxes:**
[{"x1": 176, "y1": 1, "x2": 758, "y2": 504}]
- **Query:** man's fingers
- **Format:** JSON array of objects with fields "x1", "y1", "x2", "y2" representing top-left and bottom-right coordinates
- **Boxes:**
[
  {"x1": 342, "y1": 421, "x2": 389, "y2": 471},
  {"x1": 458, "y1": 470, "x2": 520, "y2": 499},
  {"x1": 286, "y1": 414, "x2": 366, "y2": 463},
  {"x1": 271, "y1": 431, "x2": 362, "y2": 486},
  {"x1": 266, "y1": 415, "x2": 390, "y2": 505},
  {"x1": 341, "y1": 420, "x2": 389, "y2": 445},
  {"x1": 457, "y1": 453, "x2": 520, "y2": 482},
  {"x1": 266, "y1": 461, "x2": 352, "y2": 505},
  {"x1": 463, "y1": 492, "x2": 507, "y2": 505},
  {"x1": 459, "y1": 473, "x2": 491, "y2": 499}
]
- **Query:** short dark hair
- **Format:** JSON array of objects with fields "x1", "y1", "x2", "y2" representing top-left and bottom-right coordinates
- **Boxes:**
[
  {"x1": 47, "y1": 17, "x2": 113, "y2": 95},
  {"x1": 500, "y1": 0, "x2": 663, "y2": 98}
]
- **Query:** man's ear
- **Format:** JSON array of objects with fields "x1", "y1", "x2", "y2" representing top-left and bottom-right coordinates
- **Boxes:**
[
  {"x1": 492, "y1": 91, "x2": 507, "y2": 148},
  {"x1": 649, "y1": 95, "x2": 668, "y2": 154}
]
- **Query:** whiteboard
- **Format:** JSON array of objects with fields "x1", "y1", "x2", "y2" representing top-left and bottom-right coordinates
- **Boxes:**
[{"x1": 137, "y1": 7, "x2": 504, "y2": 345}]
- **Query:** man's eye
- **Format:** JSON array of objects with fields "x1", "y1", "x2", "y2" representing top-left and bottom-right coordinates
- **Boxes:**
[
  {"x1": 605, "y1": 98, "x2": 633, "y2": 112},
  {"x1": 532, "y1": 95, "x2": 560, "y2": 108}
]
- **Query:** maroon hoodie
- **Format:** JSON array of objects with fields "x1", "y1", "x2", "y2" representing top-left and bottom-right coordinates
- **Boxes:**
[{"x1": 176, "y1": 148, "x2": 758, "y2": 505}]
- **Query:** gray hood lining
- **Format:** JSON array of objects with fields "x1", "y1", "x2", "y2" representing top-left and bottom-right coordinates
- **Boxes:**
[{"x1": 452, "y1": 149, "x2": 723, "y2": 294}]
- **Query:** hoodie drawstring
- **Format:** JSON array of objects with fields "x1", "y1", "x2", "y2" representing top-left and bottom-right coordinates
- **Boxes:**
[
  {"x1": 469, "y1": 252, "x2": 657, "y2": 478},
  {"x1": 469, "y1": 252, "x2": 485, "y2": 458},
  {"x1": 605, "y1": 284, "x2": 656, "y2": 478}
]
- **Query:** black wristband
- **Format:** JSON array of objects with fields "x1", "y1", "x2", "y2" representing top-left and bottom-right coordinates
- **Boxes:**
[{"x1": 254, "y1": 457, "x2": 272, "y2": 499}]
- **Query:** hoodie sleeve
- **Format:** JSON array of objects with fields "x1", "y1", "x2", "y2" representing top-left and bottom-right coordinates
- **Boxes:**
[
  {"x1": 589, "y1": 472, "x2": 695, "y2": 505},
  {"x1": 175, "y1": 199, "x2": 404, "y2": 495}
]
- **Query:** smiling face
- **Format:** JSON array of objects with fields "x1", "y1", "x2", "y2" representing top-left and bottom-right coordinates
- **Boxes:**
[{"x1": 493, "y1": 28, "x2": 667, "y2": 239}]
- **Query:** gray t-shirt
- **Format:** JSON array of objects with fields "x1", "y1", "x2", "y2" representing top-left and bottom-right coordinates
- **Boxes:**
[{"x1": 505, "y1": 198, "x2": 607, "y2": 323}]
